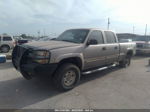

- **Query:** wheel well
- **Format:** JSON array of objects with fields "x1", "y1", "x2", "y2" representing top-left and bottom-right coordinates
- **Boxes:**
[
  {"x1": 0, "y1": 44, "x2": 10, "y2": 49},
  {"x1": 57, "y1": 57, "x2": 82, "y2": 70},
  {"x1": 127, "y1": 50, "x2": 133, "y2": 57}
]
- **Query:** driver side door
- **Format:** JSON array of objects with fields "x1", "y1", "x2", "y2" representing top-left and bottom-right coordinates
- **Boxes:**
[{"x1": 83, "y1": 30, "x2": 106, "y2": 70}]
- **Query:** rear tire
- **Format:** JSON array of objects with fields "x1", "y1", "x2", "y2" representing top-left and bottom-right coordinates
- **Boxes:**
[
  {"x1": 0, "y1": 45, "x2": 10, "y2": 53},
  {"x1": 53, "y1": 63, "x2": 80, "y2": 91},
  {"x1": 119, "y1": 56, "x2": 131, "y2": 68}
]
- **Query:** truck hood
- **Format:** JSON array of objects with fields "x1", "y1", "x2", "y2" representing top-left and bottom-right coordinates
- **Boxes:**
[{"x1": 24, "y1": 40, "x2": 80, "y2": 50}]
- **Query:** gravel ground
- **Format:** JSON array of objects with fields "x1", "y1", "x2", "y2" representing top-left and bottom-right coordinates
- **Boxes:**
[{"x1": 0, "y1": 56, "x2": 150, "y2": 109}]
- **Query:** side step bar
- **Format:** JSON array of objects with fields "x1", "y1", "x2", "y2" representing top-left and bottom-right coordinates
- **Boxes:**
[{"x1": 82, "y1": 64, "x2": 116, "y2": 75}]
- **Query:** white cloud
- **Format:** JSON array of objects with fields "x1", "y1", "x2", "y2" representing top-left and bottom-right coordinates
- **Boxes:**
[
  {"x1": 0, "y1": 0, "x2": 150, "y2": 35},
  {"x1": 0, "y1": 0, "x2": 115, "y2": 24}
]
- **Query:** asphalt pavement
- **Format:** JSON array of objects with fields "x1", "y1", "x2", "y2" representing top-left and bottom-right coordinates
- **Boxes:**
[{"x1": 0, "y1": 56, "x2": 150, "y2": 109}]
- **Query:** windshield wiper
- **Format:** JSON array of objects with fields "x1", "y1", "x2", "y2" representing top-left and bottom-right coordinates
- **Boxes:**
[{"x1": 61, "y1": 40, "x2": 75, "y2": 43}]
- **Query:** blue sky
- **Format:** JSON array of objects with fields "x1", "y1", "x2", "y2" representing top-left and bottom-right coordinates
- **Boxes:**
[{"x1": 0, "y1": 0, "x2": 150, "y2": 36}]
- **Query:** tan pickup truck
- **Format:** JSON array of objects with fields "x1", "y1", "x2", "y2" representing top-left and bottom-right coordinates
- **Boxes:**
[{"x1": 12, "y1": 28, "x2": 135, "y2": 91}]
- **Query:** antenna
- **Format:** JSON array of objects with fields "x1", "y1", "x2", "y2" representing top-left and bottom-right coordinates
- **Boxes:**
[{"x1": 107, "y1": 18, "x2": 110, "y2": 30}]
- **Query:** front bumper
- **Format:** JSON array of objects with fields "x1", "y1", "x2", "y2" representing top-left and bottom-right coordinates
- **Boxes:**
[
  {"x1": 21, "y1": 63, "x2": 58, "y2": 77},
  {"x1": 12, "y1": 45, "x2": 58, "y2": 79}
]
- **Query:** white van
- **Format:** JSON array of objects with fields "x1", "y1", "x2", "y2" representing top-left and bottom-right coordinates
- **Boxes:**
[{"x1": 0, "y1": 35, "x2": 16, "y2": 53}]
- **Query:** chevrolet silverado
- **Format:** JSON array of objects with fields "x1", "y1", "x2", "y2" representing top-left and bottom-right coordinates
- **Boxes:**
[{"x1": 12, "y1": 28, "x2": 135, "y2": 91}]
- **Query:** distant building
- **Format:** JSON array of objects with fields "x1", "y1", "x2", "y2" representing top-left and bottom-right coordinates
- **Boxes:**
[{"x1": 117, "y1": 33, "x2": 150, "y2": 41}]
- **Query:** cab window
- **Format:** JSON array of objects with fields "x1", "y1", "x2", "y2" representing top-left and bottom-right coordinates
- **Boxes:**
[{"x1": 88, "y1": 30, "x2": 104, "y2": 44}]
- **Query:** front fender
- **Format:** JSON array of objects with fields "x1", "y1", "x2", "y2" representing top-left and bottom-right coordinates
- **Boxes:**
[{"x1": 55, "y1": 53, "x2": 84, "y2": 70}]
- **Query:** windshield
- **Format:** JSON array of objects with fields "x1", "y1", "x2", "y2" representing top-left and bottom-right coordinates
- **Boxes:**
[{"x1": 56, "y1": 29, "x2": 89, "y2": 43}]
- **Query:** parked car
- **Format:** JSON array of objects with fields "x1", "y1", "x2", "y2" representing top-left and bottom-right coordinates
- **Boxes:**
[
  {"x1": 12, "y1": 28, "x2": 135, "y2": 91},
  {"x1": 0, "y1": 35, "x2": 15, "y2": 53},
  {"x1": 17, "y1": 39, "x2": 28, "y2": 45},
  {"x1": 135, "y1": 36, "x2": 150, "y2": 55}
]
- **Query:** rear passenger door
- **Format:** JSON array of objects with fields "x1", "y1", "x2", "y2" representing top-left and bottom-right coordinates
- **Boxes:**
[
  {"x1": 83, "y1": 30, "x2": 106, "y2": 70},
  {"x1": 104, "y1": 31, "x2": 119, "y2": 64}
]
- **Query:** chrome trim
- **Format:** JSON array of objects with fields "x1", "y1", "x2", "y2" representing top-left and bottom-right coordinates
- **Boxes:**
[
  {"x1": 85, "y1": 56, "x2": 105, "y2": 63},
  {"x1": 85, "y1": 54, "x2": 119, "y2": 63}
]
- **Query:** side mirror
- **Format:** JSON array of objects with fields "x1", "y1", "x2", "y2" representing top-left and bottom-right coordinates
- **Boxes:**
[
  {"x1": 51, "y1": 38, "x2": 56, "y2": 40},
  {"x1": 87, "y1": 39, "x2": 98, "y2": 45}
]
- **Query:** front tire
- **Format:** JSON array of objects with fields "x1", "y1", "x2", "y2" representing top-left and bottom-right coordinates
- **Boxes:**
[
  {"x1": 53, "y1": 63, "x2": 80, "y2": 91},
  {"x1": 21, "y1": 70, "x2": 32, "y2": 80},
  {"x1": 0, "y1": 45, "x2": 10, "y2": 53},
  {"x1": 119, "y1": 56, "x2": 131, "y2": 68}
]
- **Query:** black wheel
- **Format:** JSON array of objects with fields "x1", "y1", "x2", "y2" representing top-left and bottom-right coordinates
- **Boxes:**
[
  {"x1": 0, "y1": 45, "x2": 10, "y2": 53},
  {"x1": 53, "y1": 63, "x2": 80, "y2": 91},
  {"x1": 119, "y1": 56, "x2": 131, "y2": 68},
  {"x1": 20, "y1": 70, "x2": 32, "y2": 80}
]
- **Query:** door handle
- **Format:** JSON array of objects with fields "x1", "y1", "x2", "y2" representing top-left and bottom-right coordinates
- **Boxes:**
[
  {"x1": 102, "y1": 47, "x2": 106, "y2": 50},
  {"x1": 114, "y1": 46, "x2": 118, "y2": 49}
]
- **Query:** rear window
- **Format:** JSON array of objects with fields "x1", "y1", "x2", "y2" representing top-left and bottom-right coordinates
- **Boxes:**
[
  {"x1": 119, "y1": 39, "x2": 132, "y2": 43},
  {"x1": 105, "y1": 31, "x2": 117, "y2": 43},
  {"x1": 3, "y1": 36, "x2": 12, "y2": 41}
]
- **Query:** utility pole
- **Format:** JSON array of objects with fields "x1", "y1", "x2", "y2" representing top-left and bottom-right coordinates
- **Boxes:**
[
  {"x1": 37, "y1": 30, "x2": 40, "y2": 38},
  {"x1": 133, "y1": 26, "x2": 135, "y2": 34},
  {"x1": 107, "y1": 18, "x2": 110, "y2": 30},
  {"x1": 145, "y1": 24, "x2": 147, "y2": 36},
  {"x1": 43, "y1": 29, "x2": 46, "y2": 37}
]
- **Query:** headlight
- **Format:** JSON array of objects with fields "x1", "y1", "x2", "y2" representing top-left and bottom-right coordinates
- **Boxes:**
[
  {"x1": 29, "y1": 50, "x2": 50, "y2": 64},
  {"x1": 34, "y1": 50, "x2": 49, "y2": 58},
  {"x1": 34, "y1": 59, "x2": 49, "y2": 64}
]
